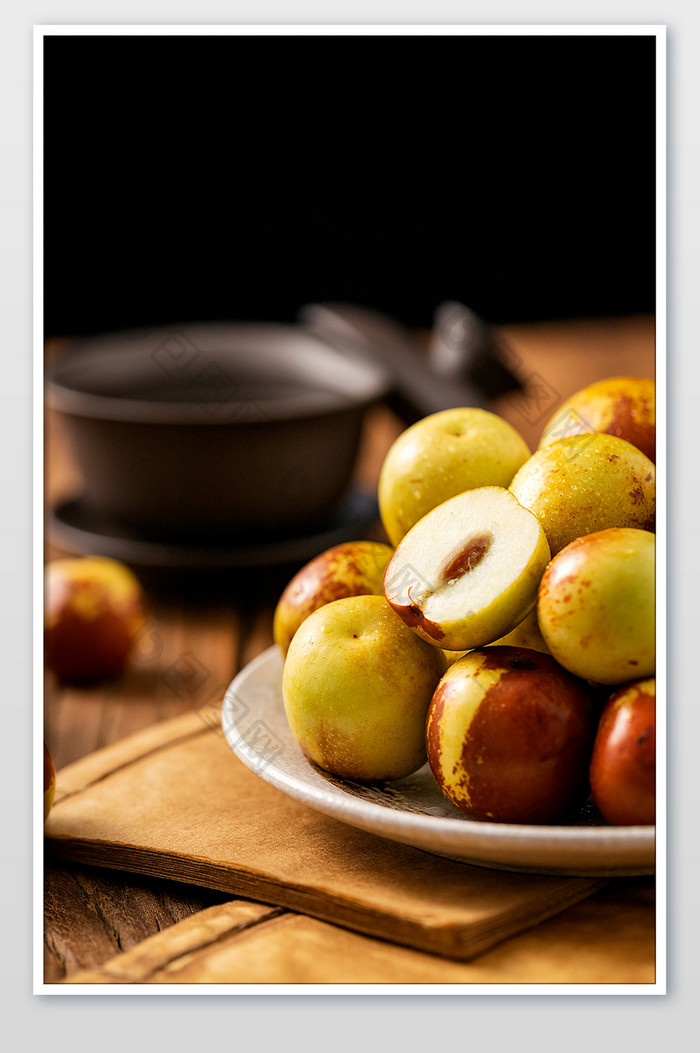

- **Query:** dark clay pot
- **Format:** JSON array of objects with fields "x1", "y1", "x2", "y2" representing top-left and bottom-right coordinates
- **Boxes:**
[{"x1": 46, "y1": 322, "x2": 390, "y2": 540}]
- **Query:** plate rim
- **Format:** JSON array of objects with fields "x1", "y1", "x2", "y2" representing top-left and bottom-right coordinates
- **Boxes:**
[{"x1": 222, "y1": 645, "x2": 655, "y2": 875}]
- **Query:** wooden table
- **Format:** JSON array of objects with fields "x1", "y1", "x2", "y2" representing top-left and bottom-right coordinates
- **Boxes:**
[{"x1": 42, "y1": 315, "x2": 658, "y2": 986}]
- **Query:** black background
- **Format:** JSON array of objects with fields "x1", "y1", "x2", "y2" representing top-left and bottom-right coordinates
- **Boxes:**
[{"x1": 43, "y1": 33, "x2": 656, "y2": 337}]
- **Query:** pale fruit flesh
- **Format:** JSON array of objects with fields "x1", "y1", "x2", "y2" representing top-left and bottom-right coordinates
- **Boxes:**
[
  {"x1": 383, "y1": 486, "x2": 551, "y2": 651},
  {"x1": 509, "y1": 433, "x2": 655, "y2": 555},
  {"x1": 378, "y1": 407, "x2": 531, "y2": 546},
  {"x1": 537, "y1": 527, "x2": 655, "y2": 685}
]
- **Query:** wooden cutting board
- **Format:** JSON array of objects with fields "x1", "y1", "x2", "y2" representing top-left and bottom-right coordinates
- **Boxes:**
[{"x1": 45, "y1": 711, "x2": 608, "y2": 961}]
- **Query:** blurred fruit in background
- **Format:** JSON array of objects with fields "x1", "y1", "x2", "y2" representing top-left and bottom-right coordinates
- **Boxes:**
[{"x1": 44, "y1": 556, "x2": 147, "y2": 682}]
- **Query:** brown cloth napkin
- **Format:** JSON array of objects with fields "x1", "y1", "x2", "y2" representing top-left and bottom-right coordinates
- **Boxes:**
[
  {"x1": 47, "y1": 712, "x2": 610, "y2": 961},
  {"x1": 63, "y1": 882, "x2": 655, "y2": 985}
]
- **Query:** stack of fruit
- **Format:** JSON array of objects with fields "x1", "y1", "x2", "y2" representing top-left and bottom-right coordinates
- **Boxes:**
[{"x1": 275, "y1": 376, "x2": 657, "y2": 828}]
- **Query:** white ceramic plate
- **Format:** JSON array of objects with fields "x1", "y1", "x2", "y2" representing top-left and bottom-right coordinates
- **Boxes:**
[{"x1": 222, "y1": 646, "x2": 655, "y2": 876}]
